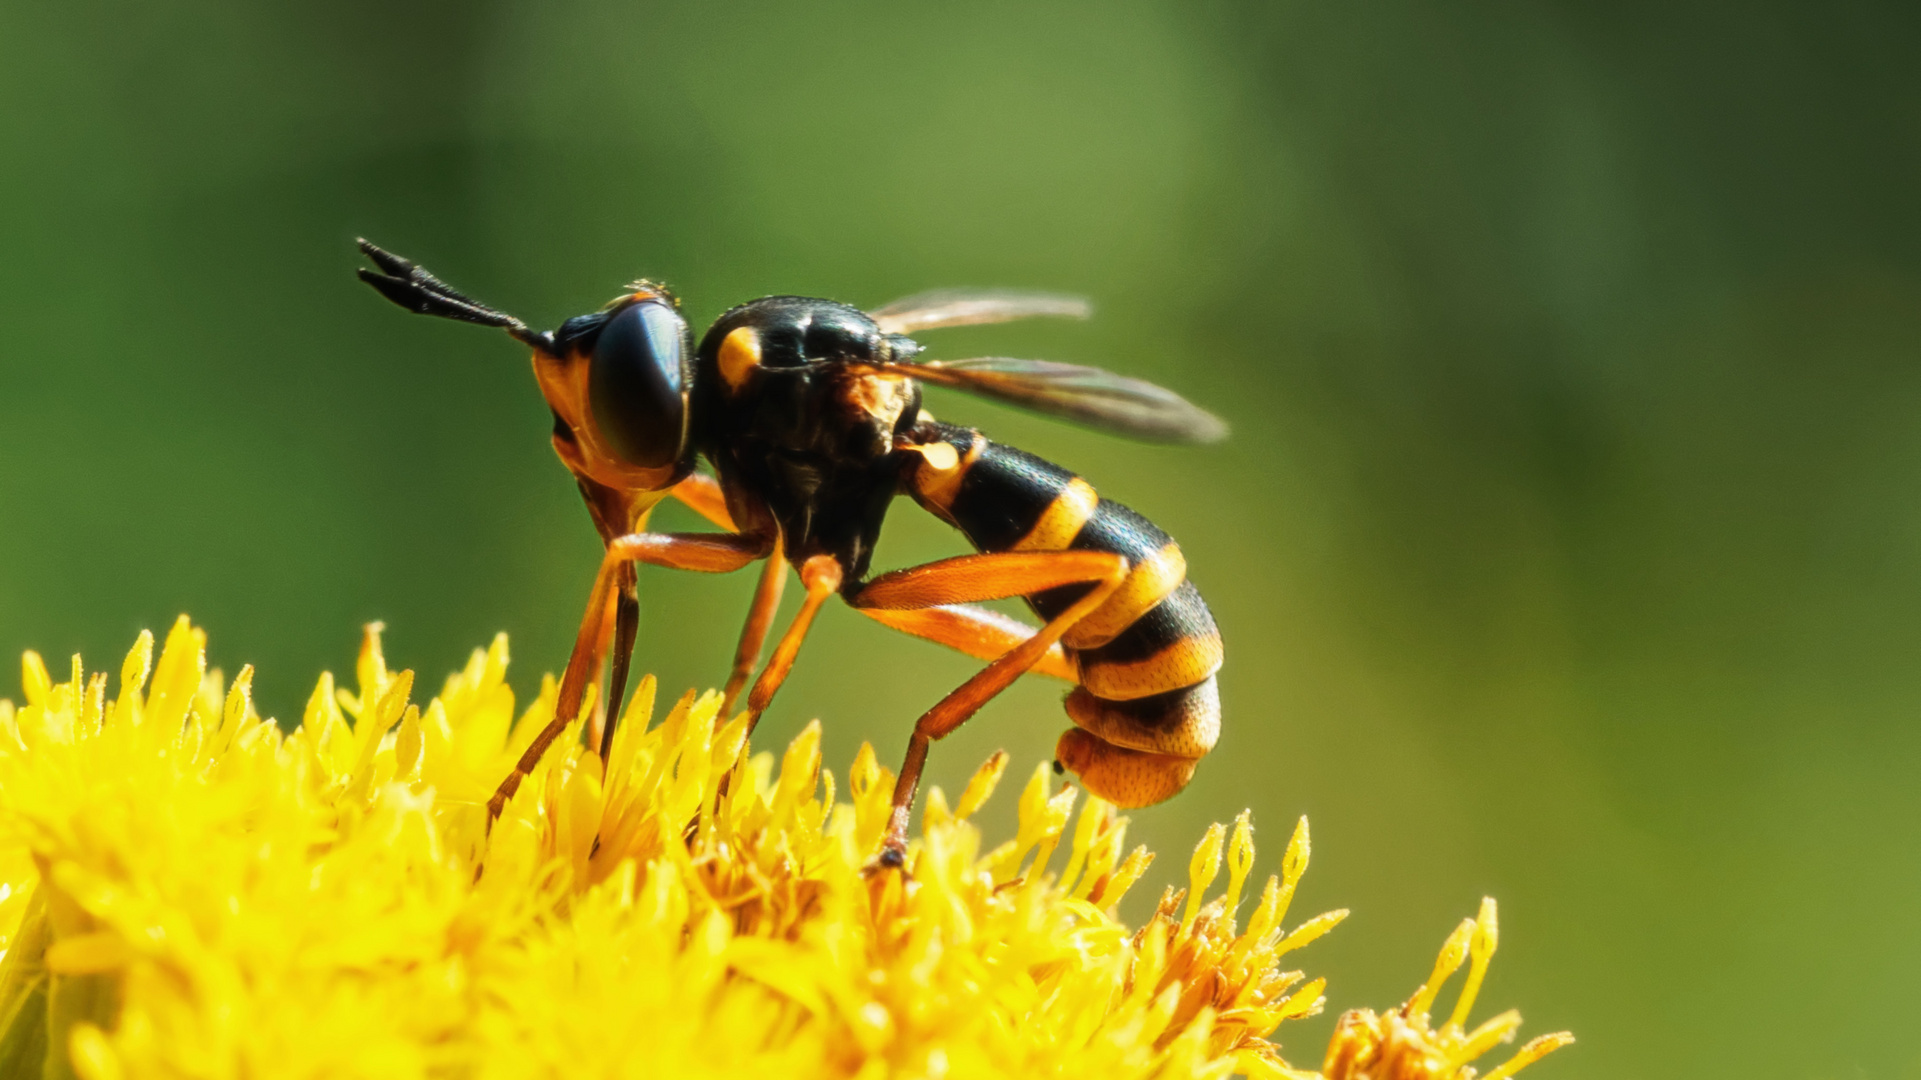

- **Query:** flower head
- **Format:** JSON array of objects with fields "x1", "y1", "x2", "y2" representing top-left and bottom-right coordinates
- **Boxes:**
[
  {"x1": 1322, "y1": 898, "x2": 1574, "y2": 1080},
  {"x1": 0, "y1": 619, "x2": 1571, "y2": 1079}
]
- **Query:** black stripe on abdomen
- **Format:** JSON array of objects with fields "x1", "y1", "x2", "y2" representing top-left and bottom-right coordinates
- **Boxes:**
[
  {"x1": 946, "y1": 439, "x2": 1078, "y2": 552},
  {"x1": 901, "y1": 423, "x2": 1222, "y2": 807},
  {"x1": 935, "y1": 434, "x2": 1222, "y2": 707}
]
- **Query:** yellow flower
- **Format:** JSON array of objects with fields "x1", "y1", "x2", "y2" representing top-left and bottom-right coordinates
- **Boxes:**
[
  {"x1": 1321, "y1": 899, "x2": 1574, "y2": 1080},
  {"x1": 0, "y1": 618, "x2": 1572, "y2": 1079}
]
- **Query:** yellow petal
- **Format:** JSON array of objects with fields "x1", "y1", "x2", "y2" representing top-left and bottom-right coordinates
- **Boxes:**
[
  {"x1": 955, "y1": 750, "x2": 1009, "y2": 820},
  {"x1": 1184, "y1": 821, "x2": 1226, "y2": 925},
  {"x1": 20, "y1": 651, "x2": 50, "y2": 708},
  {"x1": 44, "y1": 933, "x2": 130, "y2": 975},
  {"x1": 1482, "y1": 1031, "x2": 1575, "y2": 1080}
]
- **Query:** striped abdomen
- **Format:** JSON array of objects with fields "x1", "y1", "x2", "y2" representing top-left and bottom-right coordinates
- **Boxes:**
[{"x1": 903, "y1": 421, "x2": 1222, "y2": 807}]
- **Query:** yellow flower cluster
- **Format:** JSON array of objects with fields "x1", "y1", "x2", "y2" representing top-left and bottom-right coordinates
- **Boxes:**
[{"x1": 0, "y1": 619, "x2": 1571, "y2": 1079}]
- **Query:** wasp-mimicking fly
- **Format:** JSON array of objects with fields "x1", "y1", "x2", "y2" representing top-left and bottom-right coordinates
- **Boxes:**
[{"x1": 357, "y1": 240, "x2": 1228, "y2": 864}]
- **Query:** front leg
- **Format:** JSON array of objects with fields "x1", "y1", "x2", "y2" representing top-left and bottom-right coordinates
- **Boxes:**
[
  {"x1": 667, "y1": 472, "x2": 791, "y2": 718},
  {"x1": 597, "y1": 567, "x2": 639, "y2": 762},
  {"x1": 487, "y1": 529, "x2": 772, "y2": 822}
]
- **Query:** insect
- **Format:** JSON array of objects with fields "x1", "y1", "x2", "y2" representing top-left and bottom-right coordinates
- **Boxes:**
[{"x1": 356, "y1": 239, "x2": 1227, "y2": 863}]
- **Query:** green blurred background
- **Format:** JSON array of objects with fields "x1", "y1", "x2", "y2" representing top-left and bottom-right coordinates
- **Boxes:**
[{"x1": 5, "y1": 0, "x2": 1919, "y2": 1075}]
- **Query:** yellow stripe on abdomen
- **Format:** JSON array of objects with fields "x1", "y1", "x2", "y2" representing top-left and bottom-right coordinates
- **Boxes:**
[
  {"x1": 1077, "y1": 630, "x2": 1224, "y2": 701},
  {"x1": 1011, "y1": 477, "x2": 1099, "y2": 552},
  {"x1": 1063, "y1": 539, "x2": 1186, "y2": 649}
]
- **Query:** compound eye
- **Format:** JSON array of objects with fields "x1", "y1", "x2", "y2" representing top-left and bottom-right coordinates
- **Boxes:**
[{"x1": 589, "y1": 300, "x2": 689, "y2": 469}]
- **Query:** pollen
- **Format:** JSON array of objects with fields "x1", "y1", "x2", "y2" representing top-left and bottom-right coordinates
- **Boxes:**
[{"x1": 0, "y1": 618, "x2": 1573, "y2": 1079}]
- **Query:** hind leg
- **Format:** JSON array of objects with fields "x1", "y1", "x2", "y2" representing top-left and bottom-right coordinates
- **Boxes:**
[
  {"x1": 856, "y1": 603, "x2": 1077, "y2": 682},
  {"x1": 847, "y1": 550, "x2": 1129, "y2": 864}
]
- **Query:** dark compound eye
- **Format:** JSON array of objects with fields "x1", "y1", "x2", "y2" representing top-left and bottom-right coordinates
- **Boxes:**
[{"x1": 589, "y1": 300, "x2": 689, "y2": 469}]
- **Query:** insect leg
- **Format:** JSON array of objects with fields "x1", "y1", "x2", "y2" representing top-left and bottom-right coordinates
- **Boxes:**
[
  {"x1": 856, "y1": 604, "x2": 1076, "y2": 682},
  {"x1": 661, "y1": 472, "x2": 790, "y2": 713},
  {"x1": 738, "y1": 554, "x2": 842, "y2": 733},
  {"x1": 572, "y1": 480, "x2": 655, "y2": 764},
  {"x1": 579, "y1": 575, "x2": 622, "y2": 757},
  {"x1": 722, "y1": 534, "x2": 787, "y2": 715},
  {"x1": 486, "y1": 530, "x2": 771, "y2": 822},
  {"x1": 847, "y1": 550, "x2": 1129, "y2": 864},
  {"x1": 668, "y1": 472, "x2": 738, "y2": 531},
  {"x1": 598, "y1": 565, "x2": 640, "y2": 763}
]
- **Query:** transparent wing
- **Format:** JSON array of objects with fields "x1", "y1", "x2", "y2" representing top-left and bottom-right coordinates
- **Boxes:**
[
  {"x1": 887, "y1": 357, "x2": 1228, "y2": 444},
  {"x1": 869, "y1": 289, "x2": 1092, "y2": 335}
]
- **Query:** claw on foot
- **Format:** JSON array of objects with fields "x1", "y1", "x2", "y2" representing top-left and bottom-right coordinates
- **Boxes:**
[{"x1": 861, "y1": 842, "x2": 911, "y2": 879}]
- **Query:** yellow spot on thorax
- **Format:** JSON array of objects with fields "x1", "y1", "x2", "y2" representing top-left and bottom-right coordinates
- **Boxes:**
[{"x1": 718, "y1": 326, "x2": 761, "y2": 391}]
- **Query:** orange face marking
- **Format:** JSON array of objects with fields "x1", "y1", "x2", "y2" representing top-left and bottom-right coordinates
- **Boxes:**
[{"x1": 531, "y1": 340, "x2": 683, "y2": 495}]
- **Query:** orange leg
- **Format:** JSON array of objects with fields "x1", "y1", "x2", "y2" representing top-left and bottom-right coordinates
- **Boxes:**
[
  {"x1": 583, "y1": 561, "x2": 643, "y2": 759},
  {"x1": 580, "y1": 573, "x2": 620, "y2": 755},
  {"x1": 665, "y1": 471, "x2": 791, "y2": 717},
  {"x1": 848, "y1": 550, "x2": 1129, "y2": 863},
  {"x1": 487, "y1": 530, "x2": 771, "y2": 822},
  {"x1": 857, "y1": 604, "x2": 1076, "y2": 682},
  {"x1": 597, "y1": 568, "x2": 640, "y2": 762},
  {"x1": 739, "y1": 555, "x2": 844, "y2": 732},
  {"x1": 669, "y1": 472, "x2": 738, "y2": 531},
  {"x1": 723, "y1": 535, "x2": 788, "y2": 715},
  {"x1": 571, "y1": 477, "x2": 659, "y2": 758}
]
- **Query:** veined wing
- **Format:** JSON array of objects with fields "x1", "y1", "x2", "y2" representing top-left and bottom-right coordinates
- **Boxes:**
[
  {"x1": 869, "y1": 289, "x2": 1091, "y2": 335},
  {"x1": 866, "y1": 356, "x2": 1228, "y2": 444}
]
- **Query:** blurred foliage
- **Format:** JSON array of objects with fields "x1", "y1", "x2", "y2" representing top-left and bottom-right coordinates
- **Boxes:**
[{"x1": 4, "y1": 1, "x2": 1920, "y2": 1077}]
